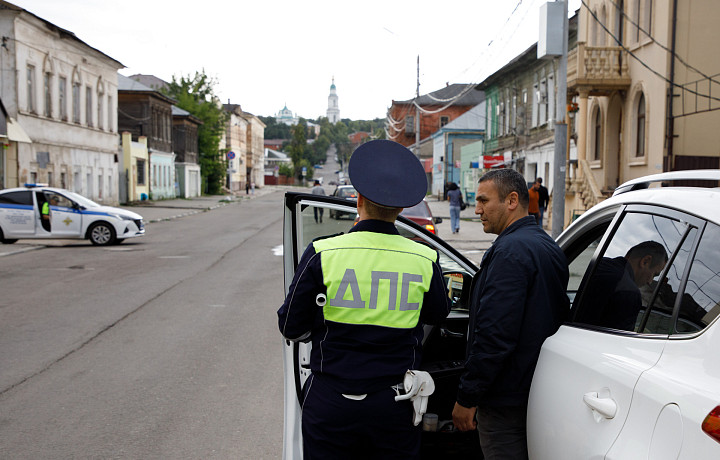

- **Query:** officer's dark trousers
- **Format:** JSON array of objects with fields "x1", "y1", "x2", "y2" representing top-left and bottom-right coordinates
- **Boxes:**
[{"x1": 302, "y1": 374, "x2": 420, "y2": 460}]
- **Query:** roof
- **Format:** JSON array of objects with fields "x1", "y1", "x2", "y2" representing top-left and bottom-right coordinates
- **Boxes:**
[
  {"x1": 0, "y1": 1, "x2": 124, "y2": 69},
  {"x1": 118, "y1": 74, "x2": 176, "y2": 104},
  {"x1": 394, "y1": 83, "x2": 485, "y2": 107},
  {"x1": 129, "y1": 74, "x2": 169, "y2": 92},
  {"x1": 441, "y1": 103, "x2": 486, "y2": 131},
  {"x1": 171, "y1": 105, "x2": 203, "y2": 125}
]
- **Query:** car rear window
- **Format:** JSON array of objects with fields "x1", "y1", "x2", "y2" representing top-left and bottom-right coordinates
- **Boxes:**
[
  {"x1": 401, "y1": 201, "x2": 430, "y2": 218},
  {"x1": 0, "y1": 191, "x2": 33, "y2": 205},
  {"x1": 338, "y1": 188, "x2": 356, "y2": 198}
]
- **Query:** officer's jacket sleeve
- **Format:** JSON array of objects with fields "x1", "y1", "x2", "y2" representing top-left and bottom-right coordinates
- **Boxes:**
[
  {"x1": 277, "y1": 244, "x2": 324, "y2": 341},
  {"x1": 457, "y1": 247, "x2": 530, "y2": 407},
  {"x1": 419, "y1": 251, "x2": 451, "y2": 325}
]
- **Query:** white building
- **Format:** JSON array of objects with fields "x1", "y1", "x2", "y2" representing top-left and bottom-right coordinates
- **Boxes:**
[
  {"x1": 276, "y1": 104, "x2": 298, "y2": 126},
  {"x1": 326, "y1": 78, "x2": 339, "y2": 124},
  {"x1": 0, "y1": 1, "x2": 124, "y2": 204}
]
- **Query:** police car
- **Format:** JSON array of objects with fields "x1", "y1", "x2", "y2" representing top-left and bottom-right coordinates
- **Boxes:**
[
  {"x1": 282, "y1": 170, "x2": 720, "y2": 459},
  {"x1": 0, "y1": 184, "x2": 144, "y2": 246}
]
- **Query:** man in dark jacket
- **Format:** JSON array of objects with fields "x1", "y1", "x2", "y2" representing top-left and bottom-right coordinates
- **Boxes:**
[
  {"x1": 536, "y1": 177, "x2": 549, "y2": 227},
  {"x1": 452, "y1": 169, "x2": 569, "y2": 459}
]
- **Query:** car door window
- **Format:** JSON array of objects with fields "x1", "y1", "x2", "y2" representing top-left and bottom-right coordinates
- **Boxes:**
[
  {"x1": 672, "y1": 222, "x2": 720, "y2": 334},
  {"x1": 573, "y1": 212, "x2": 694, "y2": 333},
  {"x1": 0, "y1": 191, "x2": 33, "y2": 205}
]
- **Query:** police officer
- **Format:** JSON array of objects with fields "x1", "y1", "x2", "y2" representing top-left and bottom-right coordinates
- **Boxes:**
[{"x1": 278, "y1": 140, "x2": 450, "y2": 459}]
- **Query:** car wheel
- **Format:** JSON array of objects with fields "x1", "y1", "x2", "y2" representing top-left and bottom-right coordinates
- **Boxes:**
[
  {"x1": 0, "y1": 228, "x2": 17, "y2": 244},
  {"x1": 88, "y1": 222, "x2": 116, "y2": 246}
]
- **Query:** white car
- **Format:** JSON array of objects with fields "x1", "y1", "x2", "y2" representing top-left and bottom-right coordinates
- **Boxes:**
[
  {"x1": 0, "y1": 185, "x2": 145, "y2": 246},
  {"x1": 281, "y1": 170, "x2": 720, "y2": 459}
]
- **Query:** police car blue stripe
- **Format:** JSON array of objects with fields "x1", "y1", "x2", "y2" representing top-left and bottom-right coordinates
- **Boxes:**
[{"x1": 0, "y1": 203, "x2": 33, "y2": 210}]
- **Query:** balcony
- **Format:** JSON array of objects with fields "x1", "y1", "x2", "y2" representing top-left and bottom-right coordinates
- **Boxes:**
[{"x1": 567, "y1": 42, "x2": 631, "y2": 94}]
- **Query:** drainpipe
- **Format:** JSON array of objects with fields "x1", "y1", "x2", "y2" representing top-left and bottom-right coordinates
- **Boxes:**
[{"x1": 666, "y1": 0, "x2": 678, "y2": 171}]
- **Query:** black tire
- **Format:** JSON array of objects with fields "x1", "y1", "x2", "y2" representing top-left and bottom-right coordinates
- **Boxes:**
[
  {"x1": 0, "y1": 228, "x2": 17, "y2": 244},
  {"x1": 88, "y1": 222, "x2": 116, "y2": 246}
]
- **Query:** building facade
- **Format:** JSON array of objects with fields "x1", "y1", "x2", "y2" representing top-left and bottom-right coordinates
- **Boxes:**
[
  {"x1": 117, "y1": 74, "x2": 176, "y2": 201},
  {"x1": 0, "y1": 1, "x2": 123, "y2": 204},
  {"x1": 242, "y1": 112, "x2": 266, "y2": 188},
  {"x1": 567, "y1": 0, "x2": 720, "y2": 220},
  {"x1": 222, "y1": 103, "x2": 248, "y2": 192},
  {"x1": 171, "y1": 105, "x2": 201, "y2": 198}
]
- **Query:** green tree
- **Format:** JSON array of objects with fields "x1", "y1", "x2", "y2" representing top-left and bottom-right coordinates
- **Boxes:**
[
  {"x1": 288, "y1": 122, "x2": 308, "y2": 179},
  {"x1": 163, "y1": 70, "x2": 228, "y2": 194}
]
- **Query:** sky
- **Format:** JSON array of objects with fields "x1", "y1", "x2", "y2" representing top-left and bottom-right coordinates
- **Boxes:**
[{"x1": 12, "y1": 0, "x2": 580, "y2": 121}]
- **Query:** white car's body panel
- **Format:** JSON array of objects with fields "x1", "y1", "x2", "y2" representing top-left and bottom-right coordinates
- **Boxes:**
[{"x1": 0, "y1": 186, "x2": 144, "y2": 244}]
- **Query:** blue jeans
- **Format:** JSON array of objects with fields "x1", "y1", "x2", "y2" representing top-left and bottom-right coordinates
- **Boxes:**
[{"x1": 449, "y1": 205, "x2": 461, "y2": 233}]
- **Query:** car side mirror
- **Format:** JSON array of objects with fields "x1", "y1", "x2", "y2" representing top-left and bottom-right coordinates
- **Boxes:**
[
  {"x1": 443, "y1": 271, "x2": 472, "y2": 310},
  {"x1": 434, "y1": 217, "x2": 443, "y2": 224}
]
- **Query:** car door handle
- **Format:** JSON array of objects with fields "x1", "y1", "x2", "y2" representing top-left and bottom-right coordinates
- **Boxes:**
[
  {"x1": 583, "y1": 392, "x2": 617, "y2": 420},
  {"x1": 440, "y1": 328, "x2": 465, "y2": 339}
]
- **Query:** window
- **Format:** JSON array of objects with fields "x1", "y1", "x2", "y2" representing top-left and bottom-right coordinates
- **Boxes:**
[
  {"x1": 44, "y1": 72, "x2": 52, "y2": 117},
  {"x1": 86, "y1": 172, "x2": 92, "y2": 197},
  {"x1": 107, "y1": 95, "x2": 112, "y2": 132},
  {"x1": 61, "y1": 172, "x2": 67, "y2": 189},
  {"x1": 97, "y1": 85, "x2": 104, "y2": 130},
  {"x1": 634, "y1": 0, "x2": 641, "y2": 42},
  {"x1": 538, "y1": 79, "x2": 548, "y2": 125},
  {"x1": 48, "y1": 171, "x2": 53, "y2": 187},
  {"x1": 440, "y1": 116, "x2": 449, "y2": 127},
  {"x1": 511, "y1": 95, "x2": 517, "y2": 130},
  {"x1": 642, "y1": 0, "x2": 652, "y2": 40},
  {"x1": 72, "y1": 82, "x2": 81, "y2": 123},
  {"x1": 137, "y1": 159, "x2": 146, "y2": 185},
  {"x1": 98, "y1": 174, "x2": 103, "y2": 199},
  {"x1": 675, "y1": 223, "x2": 720, "y2": 334},
  {"x1": 531, "y1": 83, "x2": 539, "y2": 127},
  {"x1": 30, "y1": 171, "x2": 37, "y2": 183},
  {"x1": 58, "y1": 76, "x2": 67, "y2": 120},
  {"x1": 636, "y1": 93, "x2": 646, "y2": 157},
  {"x1": 573, "y1": 211, "x2": 695, "y2": 334},
  {"x1": 26, "y1": 65, "x2": 35, "y2": 113},
  {"x1": 593, "y1": 108, "x2": 602, "y2": 161},
  {"x1": 0, "y1": 191, "x2": 33, "y2": 205},
  {"x1": 406, "y1": 115, "x2": 415, "y2": 134},
  {"x1": 85, "y1": 86, "x2": 93, "y2": 127}
]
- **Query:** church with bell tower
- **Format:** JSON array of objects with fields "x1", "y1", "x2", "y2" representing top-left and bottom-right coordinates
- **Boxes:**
[{"x1": 326, "y1": 78, "x2": 340, "y2": 124}]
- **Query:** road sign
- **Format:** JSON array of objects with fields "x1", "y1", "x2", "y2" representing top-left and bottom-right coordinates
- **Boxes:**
[
  {"x1": 227, "y1": 151, "x2": 236, "y2": 160},
  {"x1": 301, "y1": 166, "x2": 307, "y2": 176}
]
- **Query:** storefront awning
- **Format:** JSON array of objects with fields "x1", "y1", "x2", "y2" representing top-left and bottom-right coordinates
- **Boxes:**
[{"x1": 7, "y1": 117, "x2": 32, "y2": 143}]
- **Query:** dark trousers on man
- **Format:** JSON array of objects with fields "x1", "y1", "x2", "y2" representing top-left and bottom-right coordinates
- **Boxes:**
[
  {"x1": 313, "y1": 207, "x2": 324, "y2": 223},
  {"x1": 301, "y1": 374, "x2": 420, "y2": 460},
  {"x1": 476, "y1": 405, "x2": 528, "y2": 460}
]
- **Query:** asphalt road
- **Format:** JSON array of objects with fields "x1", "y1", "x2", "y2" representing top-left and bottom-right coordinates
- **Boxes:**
[{"x1": 0, "y1": 190, "x2": 287, "y2": 458}]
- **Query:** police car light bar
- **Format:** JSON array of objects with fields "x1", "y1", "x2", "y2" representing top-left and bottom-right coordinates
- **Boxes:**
[{"x1": 24, "y1": 183, "x2": 49, "y2": 187}]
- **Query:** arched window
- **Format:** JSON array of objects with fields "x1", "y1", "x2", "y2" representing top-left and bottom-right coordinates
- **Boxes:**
[
  {"x1": 97, "y1": 79, "x2": 104, "y2": 130},
  {"x1": 593, "y1": 108, "x2": 602, "y2": 161},
  {"x1": 636, "y1": 93, "x2": 646, "y2": 157}
]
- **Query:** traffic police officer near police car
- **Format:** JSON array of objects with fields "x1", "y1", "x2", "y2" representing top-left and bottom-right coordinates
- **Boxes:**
[{"x1": 278, "y1": 140, "x2": 451, "y2": 459}]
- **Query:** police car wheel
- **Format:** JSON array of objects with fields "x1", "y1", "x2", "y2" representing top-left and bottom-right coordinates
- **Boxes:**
[{"x1": 88, "y1": 222, "x2": 116, "y2": 246}]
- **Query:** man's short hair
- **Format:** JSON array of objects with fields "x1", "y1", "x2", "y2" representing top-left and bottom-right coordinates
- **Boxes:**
[
  {"x1": 536, "y1": 177, "x2": 543, "y2": 184},
  {"x1": 625, "y1": 241, "x2": 668, "y2": 265},
  {"x1": 363, "y1": 197, "x2": 402, "y2": 221},
  {"x1": 478, "y1": 169, "x2": 529, "y2": 208}
]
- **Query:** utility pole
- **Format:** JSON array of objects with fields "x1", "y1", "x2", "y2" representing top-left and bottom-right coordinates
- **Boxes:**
[{"x1": 551, "y1": 0, "x2": 568, "y2": 239}]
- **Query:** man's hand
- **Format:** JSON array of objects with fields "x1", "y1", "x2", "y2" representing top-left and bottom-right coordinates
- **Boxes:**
[{"x1": 452, "y1": 402, "x2": 477, "y2": 431}]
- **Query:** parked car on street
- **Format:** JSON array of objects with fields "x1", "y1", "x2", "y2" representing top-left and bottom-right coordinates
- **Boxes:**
[
  {"x1": 0, "y1": 184, "x2": 145, "y2": 246},
  {"x1": 281, "y1": 170, "x2": 720, "y2": 459},
  {"x1": 399, "y1": 199, "x2": 442, "y2": 235},
  {"x1": 329, "y1": 185, "x2": 357, "y2": 220}
]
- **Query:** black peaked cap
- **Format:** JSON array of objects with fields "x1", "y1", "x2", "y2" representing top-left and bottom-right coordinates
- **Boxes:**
[{"x1": 348, "y1": 140, "x2": 426, "y2": 208}]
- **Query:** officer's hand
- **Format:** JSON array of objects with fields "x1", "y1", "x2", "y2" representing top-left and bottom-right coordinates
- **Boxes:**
[{"x1": 452, "y1": 402, "x2": 477, "y2": 431}]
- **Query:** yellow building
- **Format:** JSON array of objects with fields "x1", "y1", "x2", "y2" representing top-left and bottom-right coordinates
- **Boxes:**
[{"x1": 120, "y1": 132, "x2": 149, "y2": 202}]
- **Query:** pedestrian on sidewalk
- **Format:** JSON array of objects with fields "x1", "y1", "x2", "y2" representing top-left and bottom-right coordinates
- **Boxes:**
[
  {"x1": 537, "y1": 178, "x2": 549, "y2": 227},
  {"x1": 447, "y1": 182, "x2": 463, "y2": 234},
  {"x1": 311, "y1": 179, "x2": 326, "y2": 223}
]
